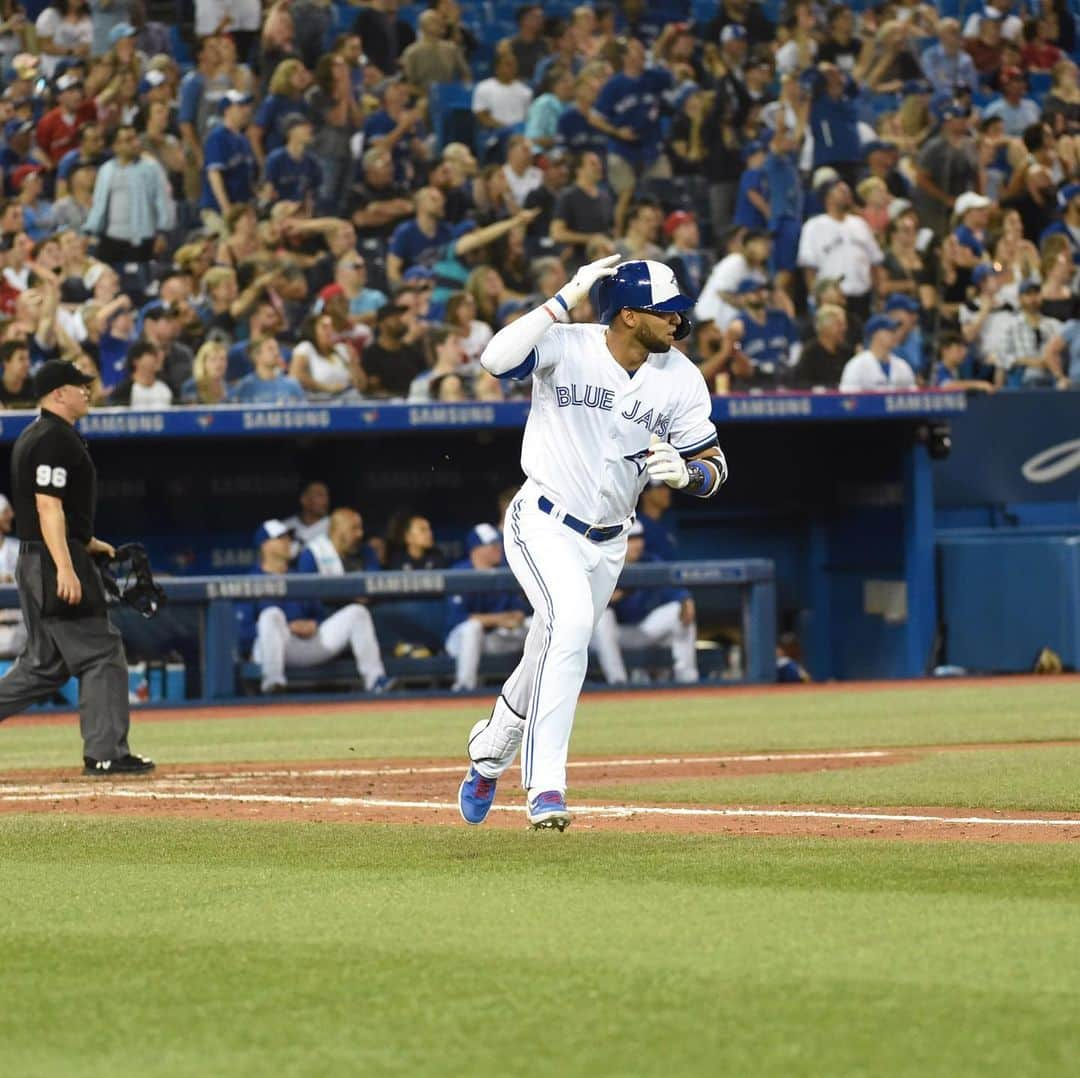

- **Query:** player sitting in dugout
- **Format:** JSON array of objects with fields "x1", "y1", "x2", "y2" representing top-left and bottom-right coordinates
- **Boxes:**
[{"x1": 589, "y1": 521, "x2": 699, "y2": 685}]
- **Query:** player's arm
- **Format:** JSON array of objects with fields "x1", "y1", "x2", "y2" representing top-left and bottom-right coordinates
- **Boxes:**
[{"x1": 479, "y1": 254, "x2": 621, "y2": 378}]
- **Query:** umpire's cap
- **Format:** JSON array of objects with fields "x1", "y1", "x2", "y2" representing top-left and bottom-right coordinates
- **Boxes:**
[
  {"x1": 34, "y1": 360, "x2": 94, "y2": 399},
  {"x1": 596, "y1": 260, "x2": 693, "y2": 340}
]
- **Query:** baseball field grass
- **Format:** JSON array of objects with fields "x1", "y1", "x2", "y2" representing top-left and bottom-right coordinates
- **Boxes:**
[{"x1": 2, "y1": 678, "x2": 1079, "y2": 1077}]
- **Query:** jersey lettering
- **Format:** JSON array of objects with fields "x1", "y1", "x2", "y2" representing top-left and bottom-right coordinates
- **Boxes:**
[
  {"x1": 554, "y1": 383, "x2": 615, "y2": 411},
  {"x1": 620, "y1": 401, "x2": 671, "y2": 438},
  {"x1": 36, "y1": 465, "x2": 67, "y2": 488}
]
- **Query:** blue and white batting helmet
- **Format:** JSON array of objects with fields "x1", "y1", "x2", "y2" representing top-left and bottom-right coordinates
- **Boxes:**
[{"x1": 596, "y1": 259, "x2": 693, "y2": 340}]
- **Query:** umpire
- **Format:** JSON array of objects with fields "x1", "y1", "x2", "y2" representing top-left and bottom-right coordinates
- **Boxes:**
[{"x1": 0, "y1": 360, "x2": 154, "y2": 776}]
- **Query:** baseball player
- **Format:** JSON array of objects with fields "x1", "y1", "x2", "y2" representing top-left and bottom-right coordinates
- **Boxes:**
[{"x1": 457, "y1": 257, "x2": 728, "y2": 831}]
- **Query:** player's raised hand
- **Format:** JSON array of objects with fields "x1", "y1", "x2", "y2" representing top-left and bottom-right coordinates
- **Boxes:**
[
  {"x1": 645, "y1": 434, "x2": 689, "y2": 489},
  {"x1": 555, "y1": 254, "x2": 622, "y2": 311}
]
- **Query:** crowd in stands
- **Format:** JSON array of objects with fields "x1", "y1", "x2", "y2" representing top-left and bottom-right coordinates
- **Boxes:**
[
  {"x1": 0, "y1": 0, "x2": 1078, "y2": 410},
  {"x1": 237, "y1": 476, "x2": 713, "y2": 693}
]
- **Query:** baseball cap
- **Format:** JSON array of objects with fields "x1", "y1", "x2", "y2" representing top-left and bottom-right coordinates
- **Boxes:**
[
  {"x1": 811, "y1": 166, "x2": 840, "y2": 191},
  {"x1": 721, "y1": 24, "x2": 747, "y2": 42},
  {"x1": 11, "y1": 163, "x2": 42, "y2": 191},
  {"x1": 972, "y1": 261, "x2": 1004, "y2": 286},
  {"x1": 253, "y1": 519, "x2": 293, "y2": 548},
  {"x1": 376, "y1": 302, "x2": 409, "y2": 322},
  {"x1": 55, "y1": 73, "x2": 83, "y2": 93},
  {"x1": 3, "y1": 118, "x2": 31, "y2": 140},
  {"x1": 1057, "y1": 182, "x2": 1080, "y2": 208},
  {"x1": 863, "y1": 314, "x2": 899, "y2": 342},
  {"x1": 108, "y1": 22, "x2": 137, "y2": 44},
  {"x1": 465, "y1": 523, "x2": 501, "y2": 553},
  {"x1": 1018, "y1": 278, "x2": 1041, "y2": 294},
  {"x1": 403, "y1": 265, "x2": 435, "y2": 282},
  {"x1": 662, "y1": 210, "x2": 695, "y2": 237},
  {"x1": 887, "y1": 198, "x2": 914, "y2": 223},
  {"x1": 143, "y1": 303, "x2": 178, "y2": 321},
  {"x1": 953, "y1": 191, "x2": 991, "y2": 217},
  {"x1": 282, "y1": 112, "x2": 313, "y2": 135},
  {"x1": 34, "y1": 359, "x2": 94, "y2": 398},
  {"x1": 735, "y1": 277, "x2": 767, "y2": 295},
  {"x1": 813, "y1": 274, "x2": 844, "y2": 299},
  {"x1": 221, "y1": 89, "x2": 254, "y2": 110},
  {"x1": 941, "y1": 102, "x2": 970, "y2": 121},
  {"x1": 138, "y1": 69, "x2": 167, "y2": 94},
  {"x1": 885, "y1": 293, "x2": 919, "y2": 314}
]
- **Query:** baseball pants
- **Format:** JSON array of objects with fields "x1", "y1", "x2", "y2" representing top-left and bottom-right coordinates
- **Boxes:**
[
  {"x1": 474, "y1": 488, "x2": 628, "y2": 796},
  {"x1": 0, "y1": 545, "x2": 130, "y2": 761},
  {"x1": 254, "y1": 604, "x2": 386, "y2": 692},
  {"x1": 445, "y1": 619, "x2": 529, "y2": 691}
]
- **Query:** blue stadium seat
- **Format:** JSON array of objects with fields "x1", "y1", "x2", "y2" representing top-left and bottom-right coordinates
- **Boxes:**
[
  {"x1": 429, "y1": 81, "x2": 476, "y2": 150},
  {"x1": 1028, "y1": 71, "x2": 1052, "y2": 102}
]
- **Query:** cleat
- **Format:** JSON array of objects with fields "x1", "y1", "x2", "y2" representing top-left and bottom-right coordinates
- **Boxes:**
[
  {"x1": 458, "y1": 766, "x2": 498, "y2": 825},
  {"x1": 83, "y1": 753, "x2": 156, "y2": 777},
  {"x1": 526, "y1": 790, "x2": 571, "y2": 831}
]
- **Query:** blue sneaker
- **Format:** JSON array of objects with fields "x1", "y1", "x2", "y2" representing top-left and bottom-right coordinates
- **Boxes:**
[
  {"x1": 526, "y1": 790, "x2": 571, "y2": 832},
  {"x1": 458, "y1": 767, "x2": 497, "y2": 825}
]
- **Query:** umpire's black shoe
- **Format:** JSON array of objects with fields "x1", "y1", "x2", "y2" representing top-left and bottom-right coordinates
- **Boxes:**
[{"x1": 83, "y1": 753, "x2": 156, "y2": 777}]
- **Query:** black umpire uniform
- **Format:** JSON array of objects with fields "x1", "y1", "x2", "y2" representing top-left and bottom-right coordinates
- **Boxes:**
[{"x1": 0, "y1": 360, "x2": 154, "y2": 776}]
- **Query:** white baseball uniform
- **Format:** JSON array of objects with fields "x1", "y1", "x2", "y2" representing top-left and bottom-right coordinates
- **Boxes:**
[{"x1": 469, "y1": 319, "x2": 719, "y2": 797}]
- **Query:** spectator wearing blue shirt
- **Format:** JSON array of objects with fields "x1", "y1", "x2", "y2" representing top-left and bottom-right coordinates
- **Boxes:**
[
  {"x1": 556, "y1": 74, "x2": 609, "y2": 162},
  {"x1": 55, "y1": 123, "x2": 107, "y2": 197},
  {"x1": 593, "y1": 38, "x2": 672, "y2": 230},
  {"x1": 249, "y1": 58, "x2": 312, "y2": 167},
  {"x1": 386, "y1": 186, "x2": 452, "y2": 287},
  {"x1": 362, "y1": 79, "x2": 427, "y2": 187},
  {"x1": 932, "y1": 332, "x2": 997, "y2": 391},
  {"x1": 229, "y1": 337, "x2": 307, "y2": 404},
  {"x1": 764, "y1": 120, "x2": 806, "y2": 291},
  {"x1": 808, "y1": 65, "x2": 861, "y2": 185},
  {"x1": 885, "y1": 293, "x2": 927, "y2": 377},
  {"x1": 920, "y1": 18, "x2": 978, "y2": 96},
  {"x1": 199, "y1": 90, "x2": 257, "y2": 214},
  {"x1": 263, "y1": 114, "x2": 323, "y2": 207},
  {"x1": 727, "y1": 278, "x2": 800, "y2": 389},
  {"x1": 178, "y1": 37, "x2": 226, "y2": 167},
  {"x1": 982, "y1": 67, "x2": 1041, "y2": 137},
  {"x1": 0, "y1": 120, "x2": 35, "y2": 196},
  {"x1": 951, "y1": 190, "x2": 992, "y2": 268},
  {"x1": 525, "y1": 64, "x2": 573, "y2": 151},
  {"x1": 334, "y1": 252, "x2": 387, "y2": 324},
  {"x1": 444, "y1": 524, "x2": 529, "y2": 692},
  {"x1": 733, "y1": 140, "x2": 769, "y2": 231}
]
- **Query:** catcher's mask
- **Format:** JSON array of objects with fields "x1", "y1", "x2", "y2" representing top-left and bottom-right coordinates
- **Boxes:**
[{"x1": 97, "y1": 543, "x2": 166, "y2": 619}]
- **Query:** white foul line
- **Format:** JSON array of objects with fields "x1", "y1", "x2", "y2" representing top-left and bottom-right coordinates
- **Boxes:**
[
  {"x1": 1, "y1": 787, "x2": 1079, "y2": 828},
  {"x1": 155, "y1": 750, "x2": 894, "y2": 782}
]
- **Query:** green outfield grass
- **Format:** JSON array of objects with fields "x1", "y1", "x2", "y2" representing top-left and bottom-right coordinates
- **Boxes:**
[
  {"x1": 2, "y1": 679, "x2": 1080, "y2": 1076},
  {"x1": 3, "y1": 819, "x2": 1080, "y2": 1078}
]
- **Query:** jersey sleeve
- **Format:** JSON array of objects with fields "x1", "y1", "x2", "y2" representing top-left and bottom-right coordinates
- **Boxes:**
[
  {"x1": 203, "y1": 129, "x2": 227, "y2": 171},
  {"x1": 667, "y1": 366, "x2": 719, "y2": 458},
  {"x1": 502, "y1": 321, "x2": 571, "y2": 381},
  {"x1": 29, "y1": 434, "x2": 78, "y2": 498}
]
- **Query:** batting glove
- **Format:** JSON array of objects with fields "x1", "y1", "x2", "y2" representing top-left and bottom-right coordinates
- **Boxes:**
[
  {"x1": 645, "y1": 435, "x2": 689, "y2": 489},
  {"x1": 554, "y1": 254, "x2": 622, "y2": 315}
]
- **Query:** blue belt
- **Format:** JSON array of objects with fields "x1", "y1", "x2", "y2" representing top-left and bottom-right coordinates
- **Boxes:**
[{"x1": 537, "y1": 496, "x2": 627, "y2": 543}]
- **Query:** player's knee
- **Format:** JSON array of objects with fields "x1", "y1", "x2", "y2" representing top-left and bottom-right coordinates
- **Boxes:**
[
  {"x1": 549, "y1": 609, "x2": 595, "y2": 653},
  {"x1": 348, "y1": 602, "x2": 373, "y2": 629},
  {"x1": 257, "y1": 606, "x2": 287, "y2": 631}
]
